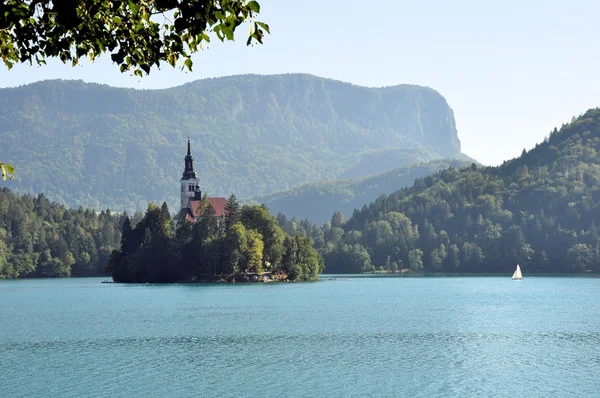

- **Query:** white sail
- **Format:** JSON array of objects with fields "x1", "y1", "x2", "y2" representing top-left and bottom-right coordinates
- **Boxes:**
[{"x1": 512, "y1": 264, "x2": 522, "y2": 280}]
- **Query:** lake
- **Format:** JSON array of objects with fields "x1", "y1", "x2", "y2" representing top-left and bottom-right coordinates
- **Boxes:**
[{"x1": 1, "y1": 276, "x2": 599, "y2": 397}]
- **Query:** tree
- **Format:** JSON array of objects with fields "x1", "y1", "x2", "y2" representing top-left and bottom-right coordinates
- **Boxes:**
[
  {"x1": 0, "y1": 227, "x2": 10, "y2": 277},
  {"x1": 241, "y1": 204, "x2": 285, "y2": 267},
  {"x1": 223, "y1": 222, "x2": 248, "y2": 274},
  {"x1": 408, "y1": 249, "x2": 423, "y2": 271},
  {"x1": 331, "y1": 211, "x2": 345, "y2": 228},
  {"x1": 246, "y1": 229, "x2": 264, "y2": 273},
  {"x1": 1, "y1": 0, "x2": 269, "y2": 75},
  {"x1": 430, "y1": 244, "x2": 447, "y2": 271},
  {"x1": 567, "y1": 244, "x2": 592, "y2": 272},
  {"x1": 444, "y1": 244, "x2": 460, "y2": 271},
  {"x1": 224, "y1": 194, "x2": 240, "y2": 231}
]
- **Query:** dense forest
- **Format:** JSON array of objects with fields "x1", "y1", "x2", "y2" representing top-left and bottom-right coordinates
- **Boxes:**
[
  {"x1": 0, "y1": 74, "x2": 468, "y2": 211},
  {"x1": 257, "y1": 159, "x2": 472, "y2": 224},
  {"x1": 108, "y1": 196, "x2": 323, "y2": 283},
  {"x1": 279, "y1": 109, "x2": 600, "y2": 274},
  {"x1": 0, "y1": 188, "x2": 128, "y2": 278}
]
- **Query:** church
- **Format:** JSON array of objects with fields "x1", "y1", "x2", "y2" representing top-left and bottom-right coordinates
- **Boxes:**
[{"x1": 174, "y1": 138, "x2": 227, "y2": 230}]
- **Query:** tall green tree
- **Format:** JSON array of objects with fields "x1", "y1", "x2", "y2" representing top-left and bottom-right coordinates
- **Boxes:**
[
  {"x1": 331, "y1": 211, "x2": 346, "y2": 228},
  {"x1": 567, "y1": 244, "x2": 592, "y2": 272},
  {"x1": 224, "y1": 194, "x2": 240, "y2": 231},
  {"x1": 241, "y1": 204, "x2": 285, "y2": 268},
  {"x1": 409, "y1": 249, "x2": 423, "y2": 271}
]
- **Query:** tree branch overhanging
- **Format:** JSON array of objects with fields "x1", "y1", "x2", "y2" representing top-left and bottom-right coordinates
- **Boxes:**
[{"x1": 0, "y1": 0, "x2": 269, "y2": 76}]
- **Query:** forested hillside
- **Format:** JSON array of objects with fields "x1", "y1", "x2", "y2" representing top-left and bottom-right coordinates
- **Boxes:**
[
  {"x1": 258, "y1": 159, "x2": 472, "y2": 224},
  {"x1": 0, "y1": 74, "x2": 464, "y2": 210},
  {"x1": 0, "y1": 188, "x2": 124, "y2": 278},
  {"x1": 284, "y1": 109, "x2": 600, "y2": 274}
]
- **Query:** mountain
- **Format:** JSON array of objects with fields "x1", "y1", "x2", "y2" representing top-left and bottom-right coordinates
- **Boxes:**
[
  {"x1": 289, "y1": 109, "x2": 600, "y2": 274},
  {"x1": 256, "y1": 159, "x2": 473, "y2": 224},
  {"x1": 0, "y1": 74, "x2": 464, "y2": 211}
]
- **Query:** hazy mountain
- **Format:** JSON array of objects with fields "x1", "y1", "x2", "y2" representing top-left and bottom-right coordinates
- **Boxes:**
[
  {"x1": 0, "y1": 74, "x2": 465, "y2": 210},
  {"x1": 256, "y1": 159, "x2": 473, "y2": 224}
]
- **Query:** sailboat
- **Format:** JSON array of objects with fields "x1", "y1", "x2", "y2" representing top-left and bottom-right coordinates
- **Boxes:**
[{"x1": 512, "y1": 264, "x2": 523, "y2": 280}]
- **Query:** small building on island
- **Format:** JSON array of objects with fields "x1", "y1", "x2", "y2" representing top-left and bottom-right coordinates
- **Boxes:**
[{"x1": 174, "y1": 138, "x2": 227, "y2": 230}]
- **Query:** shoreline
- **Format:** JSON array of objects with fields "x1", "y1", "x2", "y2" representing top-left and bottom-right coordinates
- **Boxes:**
[{"x1": 322, "y1": 272, "x2": 600, "y2": 278}]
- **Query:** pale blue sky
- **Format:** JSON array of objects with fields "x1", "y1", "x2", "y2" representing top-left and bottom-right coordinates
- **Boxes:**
[{"x1": 2, "y1": 0, "x2": 599, "y2": 165}]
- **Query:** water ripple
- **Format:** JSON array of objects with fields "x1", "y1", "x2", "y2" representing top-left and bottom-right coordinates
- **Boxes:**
[{"x1": 1, "y1": 277, "x2": 600, "y2": 397}]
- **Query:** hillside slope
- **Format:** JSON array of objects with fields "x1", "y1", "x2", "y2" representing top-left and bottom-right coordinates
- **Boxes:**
[
  {"x1": 257, "y1": 159, "x2": 473, "y2": 224},
  {"x1": 0, "y1": 74, "x2": 463, "y2": 210},
  {"x1": 299, "y1": 109, "x2": 600, "y2": 274}
]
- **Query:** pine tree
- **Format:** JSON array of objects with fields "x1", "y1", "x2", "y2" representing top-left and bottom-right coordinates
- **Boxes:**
[
  {"x1": 331, "y1": 211, "x2": 346, "y2": 228},
  {"x1": 224, "y1": 194, "x2": 240, "y2": 231}
]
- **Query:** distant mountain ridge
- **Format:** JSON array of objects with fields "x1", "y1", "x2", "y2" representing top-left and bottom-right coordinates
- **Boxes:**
[
  {"x1": 256, "y1": 159, "x2": 474, "y2": 224},
  {"x1": 0, "y1": 74, "x2": 465, "y2": 210}
]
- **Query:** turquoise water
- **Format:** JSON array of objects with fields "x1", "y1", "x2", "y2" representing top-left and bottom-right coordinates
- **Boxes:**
[{"x1": 1, "y1": 276, "x2": 599, "y2": 397}]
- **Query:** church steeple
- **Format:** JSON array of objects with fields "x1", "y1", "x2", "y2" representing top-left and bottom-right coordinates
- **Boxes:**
[
  {"x1": 180, "y1": 137, "x2": 200, "y2": 210},
  {"x1": 182, "y1": 137, "x2": 197, "y2": 180}
]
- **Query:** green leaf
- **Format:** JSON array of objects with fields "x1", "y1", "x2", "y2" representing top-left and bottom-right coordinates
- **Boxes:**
[
  {"x1": 128, "y1": 0, "x2": 139, "y2": 14},
  {"x1": 256, "y1": 22, "x2": 270, "y2": 34},
  {"x1": 184, "y1": 58, "x2": 193, "y2": 71},
  {"x1": 247, "y1": 1, "x2": 261, "y2": 13},
  {"x1": 5, "y1": 164, "x2": 15, "y2": 174},
  {"x1": 221, "y1": 25, "x2": 234, "y2": 41},
  {"x1": 112, "y1": 16, "x2": 122, "y2": 25}
]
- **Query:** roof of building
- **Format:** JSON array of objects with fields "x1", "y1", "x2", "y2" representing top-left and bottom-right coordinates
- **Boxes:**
[
  {"x1": 175, "y1": 207, "x2": 193, "y2": 221},
  {"x1": 176, "y1": 197, "x2": 228, "y2": 223},
  {"x1": 207, "y1": 197, "x2": 227, "y2": 217}
]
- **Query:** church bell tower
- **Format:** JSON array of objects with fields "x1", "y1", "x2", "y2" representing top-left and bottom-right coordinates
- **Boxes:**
[{"x1": 180, "y1": 137, "x2": 200, "y2": 210}]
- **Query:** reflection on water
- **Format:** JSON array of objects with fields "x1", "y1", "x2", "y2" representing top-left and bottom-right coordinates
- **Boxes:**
[{"x1": 1, "y1": 277, "x2": 599, "y2": 397}]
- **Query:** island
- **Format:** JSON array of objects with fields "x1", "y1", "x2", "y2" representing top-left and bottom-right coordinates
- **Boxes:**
[{"x1": 108, "y1": 195, "x2": 323, "y2": 283}]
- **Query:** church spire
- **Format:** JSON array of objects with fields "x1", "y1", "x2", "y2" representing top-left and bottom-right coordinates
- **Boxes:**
[{"x1": 182, "y1": 137, "x2": 197, "y2": 180}]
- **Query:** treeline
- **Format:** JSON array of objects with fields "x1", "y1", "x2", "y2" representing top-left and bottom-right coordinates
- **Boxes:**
[
  {"x1": 0, "y1": 188, "x2": 124, "y2": 278},
  {"x1": 278, "y1": 109, "x2": 600, "y2": 274},
  {"x1": 108, "y1": 196, "x2": 323, "y2": 283}
]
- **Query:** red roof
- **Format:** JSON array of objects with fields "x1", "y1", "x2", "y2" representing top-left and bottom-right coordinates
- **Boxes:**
[
  {"x1": 208, "y1": 197, "x2": 227, "y2": 217},
  {"x1": 189, "y1": 197, "x2": 228, "y2": 218}
]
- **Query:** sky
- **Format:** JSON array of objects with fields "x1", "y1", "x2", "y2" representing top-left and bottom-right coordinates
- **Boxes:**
[{"x1": 2, "y1": 0, "x2": 600, "y2": 165}]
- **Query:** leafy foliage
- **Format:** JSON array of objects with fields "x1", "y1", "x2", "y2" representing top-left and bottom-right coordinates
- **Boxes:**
[
  {"x1": 0, "y1": 0, "x2": 268, "y2": 75},
  {"x1": 257, "y1": 159, "x2": 473, "y2": 224},
  {"x1": 0, "y1": 75, "x2": 464, "y2": 211},
  {"x1": 0, "y1": 162, "x2": 14, "y2": 180},
  {"x1": 282, "y1": 109, "x2": 600, "y2": 274},
  {"x1": 0, "y1": 188, "x2": 122, "y2": 278},
  {"x1": 109, "y1": 202, "x2": 323, "y2": 282}
]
